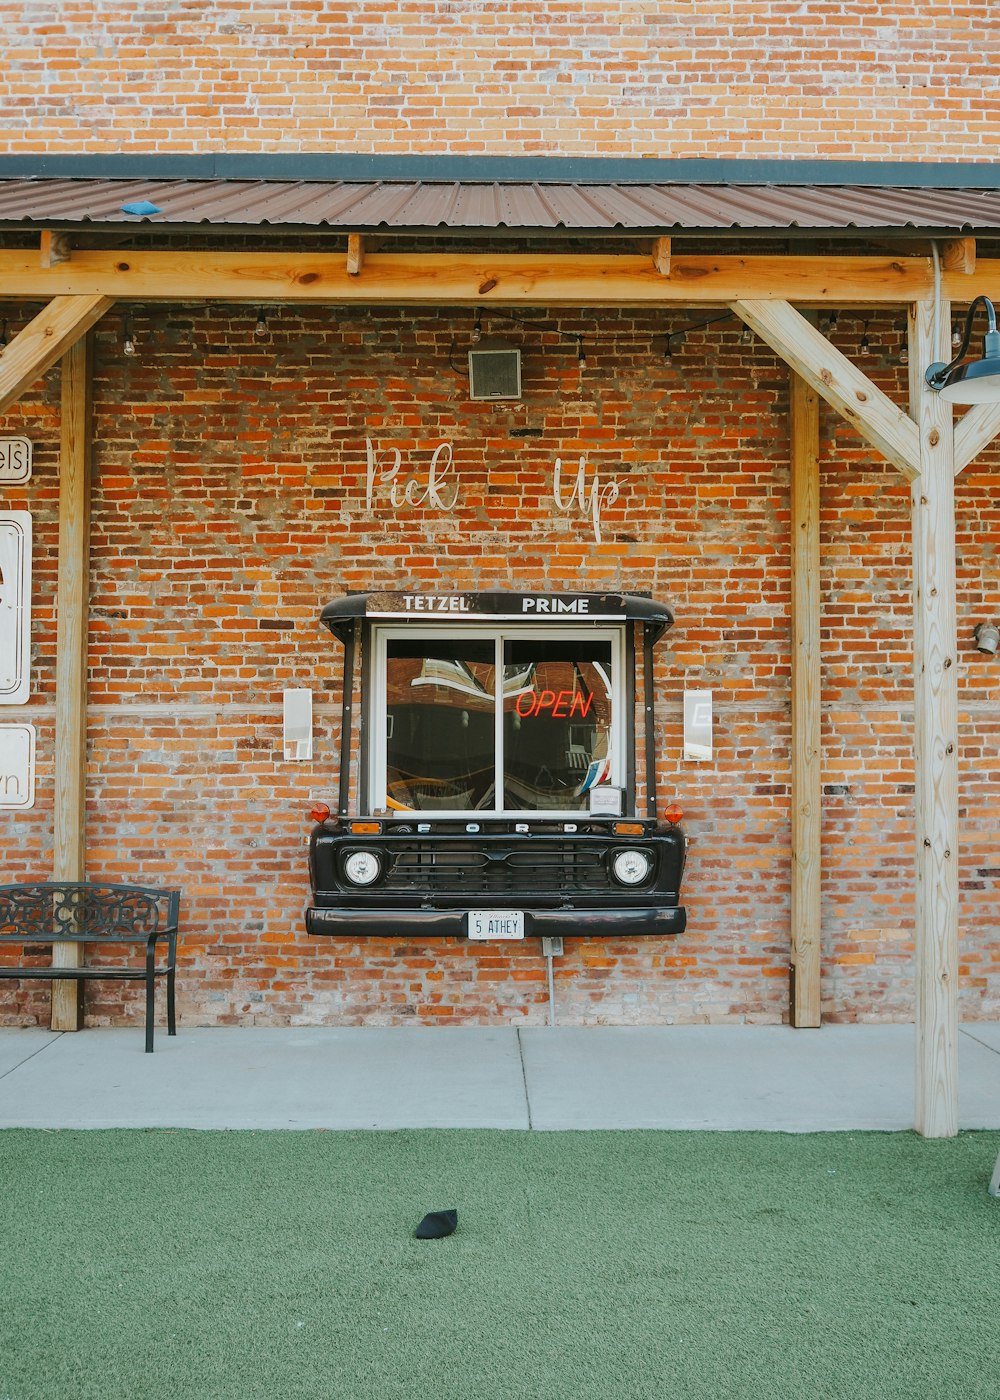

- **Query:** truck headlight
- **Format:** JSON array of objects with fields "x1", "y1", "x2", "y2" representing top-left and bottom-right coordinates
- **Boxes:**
[
  {"x1": 344, "y1": 850, "x2": 382, "y2": 886},
  {"x1": 611, "y1": 848, "x2": 652, "y2": 886}
]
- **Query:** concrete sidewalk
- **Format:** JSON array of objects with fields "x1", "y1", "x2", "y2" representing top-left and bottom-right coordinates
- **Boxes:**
[{"x1": 1, "y1": 1022, "x2": 999, "y2": 1131}]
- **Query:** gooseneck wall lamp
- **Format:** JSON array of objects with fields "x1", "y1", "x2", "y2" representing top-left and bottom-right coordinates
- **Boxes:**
[{"x1": 925, "y1": 295, "x2": 1000, "y2": 404}]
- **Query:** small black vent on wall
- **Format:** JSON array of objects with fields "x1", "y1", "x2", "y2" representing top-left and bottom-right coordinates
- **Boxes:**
[{"x1": 468, "y1": 347, "x2": 522, "y2": 400}]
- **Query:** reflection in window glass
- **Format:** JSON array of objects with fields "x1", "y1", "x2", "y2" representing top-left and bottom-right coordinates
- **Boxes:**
[
  {"x1": 380, "y1": 633, "x2": 617, "y2": 814},
  {"x1": 385, "y1": 639, "x2": 496, "y2": 810},
  {"x1": 502, "y1": 639, "x2": 614, "y2": 811}
]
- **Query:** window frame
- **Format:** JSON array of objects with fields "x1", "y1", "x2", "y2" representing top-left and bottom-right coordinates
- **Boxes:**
[{"x1": 368, "y1": 622, "x2": 628, "y2": 819}]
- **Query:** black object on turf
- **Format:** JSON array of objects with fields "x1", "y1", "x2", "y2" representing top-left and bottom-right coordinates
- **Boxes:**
[{"x1": 414, "y1": 1209, "x2": 458, "y2": 1239}]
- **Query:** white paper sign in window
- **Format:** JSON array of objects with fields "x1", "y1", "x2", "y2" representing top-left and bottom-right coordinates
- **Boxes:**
[
  {"x1": 0, "y1": 723, "x2": 35, "y2": 809},
  {"x1": 0, "y1": 511, "x2": 31, "y2": 704},
  {"x1": 0, "y1": 438, "x2": 32, "y2": 486},
  {"x1": 683, "y1": 689, "x2": 713, "y2": 761}
]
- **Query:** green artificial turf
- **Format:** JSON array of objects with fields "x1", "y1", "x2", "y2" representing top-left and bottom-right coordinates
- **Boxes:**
[{"x1": 1, "y1": 1130, "x2": 999, "y2": 1399}]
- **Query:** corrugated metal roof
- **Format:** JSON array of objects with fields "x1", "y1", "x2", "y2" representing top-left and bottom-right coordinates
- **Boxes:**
[{"x1": 0, "y1": 178, "x2": 999, "y2": 234}]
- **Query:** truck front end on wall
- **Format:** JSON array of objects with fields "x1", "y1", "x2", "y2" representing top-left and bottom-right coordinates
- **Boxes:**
[{"x1": 305, "y1": 591, "x2": 686, "y2": 942}]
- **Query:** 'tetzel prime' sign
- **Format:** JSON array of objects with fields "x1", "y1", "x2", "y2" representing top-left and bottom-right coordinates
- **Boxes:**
[
  {"x1": 0, "y1": 511, "x2": 31, "y2": 704},
  {"x1": 366, "y1": 591, "x2": 630, "y2": 620}
]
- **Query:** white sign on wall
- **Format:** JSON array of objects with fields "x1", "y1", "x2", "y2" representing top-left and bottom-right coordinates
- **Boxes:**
[
  {"x1": 283, "y1": 688, "x2": 313, "y2": 761},
  {"x1": 0, "y1": 512, "x2": 31, "y2": 704},
  {"x1": 683, "y1": 689, "x2": 714, "y2": 761},
  {"x1": 0, "y1": 438, "x2": 32, "y2": 485},
  {"x1": 0, "y1": 723, "x2": 35, "y2": 809}
]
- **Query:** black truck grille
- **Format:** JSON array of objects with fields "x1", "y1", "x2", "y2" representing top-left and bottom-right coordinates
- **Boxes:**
[{"x1": 381, "y1": 841, "x2": 615, "y2": 895}]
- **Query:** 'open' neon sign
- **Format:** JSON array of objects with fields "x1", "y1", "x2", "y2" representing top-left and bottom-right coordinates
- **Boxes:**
[{"x1": 515, "y1": 689, "x2": 594, "y2": 719}]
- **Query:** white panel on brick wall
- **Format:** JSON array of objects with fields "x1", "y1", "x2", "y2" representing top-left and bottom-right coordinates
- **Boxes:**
[
  {"x1": 283, "y1": 688, "x2": 313, "y2": 760},
  {"x1": 0, "y1": 438, "x2": 32, "y2": 485},
  {"x1": 0, "y1": 723, "x2": 35, "y2": 809},
  {"x1": 0, "y1": 511, "x2": 31, "y2": 704},
  {"x1": 683, "y1": 689, "x2": 713, "y2": 761}
]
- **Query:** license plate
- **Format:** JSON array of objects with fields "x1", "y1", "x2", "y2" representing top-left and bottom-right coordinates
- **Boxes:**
[{"x1": 467, "y1": 910, "x2": 525, "y2": 941}]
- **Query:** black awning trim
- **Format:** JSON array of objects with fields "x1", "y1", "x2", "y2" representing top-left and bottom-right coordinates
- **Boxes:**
[{"x1": 320, "y1": 590, "x2": 674, "y2": 643}]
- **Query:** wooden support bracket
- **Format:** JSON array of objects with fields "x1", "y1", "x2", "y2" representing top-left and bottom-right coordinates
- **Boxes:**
[
  {"x1": 0, "y1": 295, "x2": 114, "y2": 417},
  {"x1": 651, "y1": 237, "x2": 671, "y2": 277},
  {"x1": 954, "y1": 401, "x2": 1000, "y2": 474},
  {"x1": 731, "y1": 299, "x2": 920, "y2": 479},
  {"x1": 346, "y1": 234, "x2": 365, "y2": 277}
]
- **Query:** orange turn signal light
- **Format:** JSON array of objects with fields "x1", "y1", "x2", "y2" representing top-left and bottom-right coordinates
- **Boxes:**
[
  {"x1": 662, "y1": 803, "x2": 683, "y2": 826},
  {"x1": 310, "y1": 802, "x2": 332, "y2": 824},
  {"x1": 350, "y1": 821, "x2": 382, "y2": 834},
  {"x1": 613, "y1": 822, "x2": 644, "y2": 836}
]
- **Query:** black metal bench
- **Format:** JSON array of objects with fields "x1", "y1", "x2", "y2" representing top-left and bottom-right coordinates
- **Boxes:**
[{"x1": 0, "y1": 882, "x2": 180, "y2": 1053}]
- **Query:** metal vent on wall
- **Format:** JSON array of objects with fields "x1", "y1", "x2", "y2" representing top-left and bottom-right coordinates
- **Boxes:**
[{"x1": 468, "y1": 347, "x2": 522, "y2": 400}]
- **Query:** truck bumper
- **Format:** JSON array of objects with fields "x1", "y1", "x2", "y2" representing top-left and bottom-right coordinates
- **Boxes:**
[{"x1": 305, "y1": 905, "x2": 686, "y2": 939}]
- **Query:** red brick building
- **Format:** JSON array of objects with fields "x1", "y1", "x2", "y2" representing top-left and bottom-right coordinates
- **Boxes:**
[{"x1": 0, "y1": 7, "x2": 997, "y2": 1134}]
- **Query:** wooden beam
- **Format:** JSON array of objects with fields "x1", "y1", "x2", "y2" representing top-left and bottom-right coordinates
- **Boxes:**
[
  {"x1": 50, "y1": 334, "x2": 93, "y2": 1031},
  {"x1": 731, "y1": 299, "x2": 920, "y2": 479},
  {"x1": 651, "y1": 237, "x2": 671, "y2": 277},
  {"x1": 954, "y1": 401, "x2": 1000, "y2": 475},
  {"x1": 0, "y1": 248, "x2": 967, "y2": 307},
  {"x1": 941, "y1": 238, "x2": 976, "y2": 275},
  {"x1": 908, "y1": 297, "x2": 960, "y2": 1139},
  {"x1": 789, "y1": 371, "x2": 822, "y2": 1029},
  {"x1": 40, "y1": 230, "x2": 72, "y2": 267},
  {"x1": 346, "y1": 234, "x2": 365, "y2": 277},
  {"x1": 0, "y1": 295, "x2": 113, "y2": 417},
  {"x1": 2, "y1": 248, "x2": 999, "y2": 308}
]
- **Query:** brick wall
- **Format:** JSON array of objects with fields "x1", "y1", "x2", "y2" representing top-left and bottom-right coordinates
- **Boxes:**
[
  {"x1": 0, "y1": 1, "x2": 998, "y2": 161},
  {"x1": 1, "y1": 303, "x2": 997, "y2": 1029}
]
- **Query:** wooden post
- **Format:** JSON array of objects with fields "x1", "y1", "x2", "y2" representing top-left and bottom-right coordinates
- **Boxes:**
[
  {"x1": 50, "y1": 334, "x2": 93, "y2": 1030},
  {"x1": 790, "y1": 373, "x2": 822, "y2": 1027},
  {"x1": 908, "y1": 298, "x2": 960, "y2": 1138}
]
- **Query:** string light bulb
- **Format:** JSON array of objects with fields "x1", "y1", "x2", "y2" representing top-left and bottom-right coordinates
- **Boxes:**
[
  {"x1": 471, "y1": 311, "x2": 482, "y2": 344},
  {"x1": 0, "y1": 318, "x2": 7, "y2": 354},
  {"x1": 577, "y1": 336, "x2": 587, "y2": 369},
  {"x1": 255, "y1": 307, "x2": 268, "y2": 339},
  {"x1": 122, "y1": 314, "x2": 137, "y2": 357},
  {"x1": 740, "y1": 323, "x2": 753, "y2": 345},
  {"x1": 825, "y1": 310, "x2": 839, "y2": 332},
  {"x1": 859, "y1": 321, "x2": 871, "y2": 355},
  {"x1": 664, "y1": 330, "x2": 685, "y2": 364}
]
